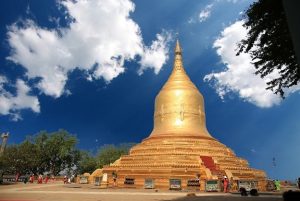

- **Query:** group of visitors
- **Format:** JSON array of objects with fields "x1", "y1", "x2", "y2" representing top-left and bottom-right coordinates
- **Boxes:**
[
  {"x1": 63, "y1": 175, "x2": 75, "y2": 184},
  {"x1": 18, "y1": 173, "x2": 76, "y2": 184},
  {"x1": 22, "y1": 174, "x2": 53, "y2": 184},
  {"x1": 37, "y1": 175, "x2": 49, "y2": 184}
]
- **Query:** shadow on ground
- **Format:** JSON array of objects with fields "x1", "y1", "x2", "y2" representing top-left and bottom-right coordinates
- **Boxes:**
[
  {"x1": 165, "y1": 190, "x2": 300, "y2": 201},
  {"x1": 166, "y1": 195, "x2": 282, "y2": 201}
]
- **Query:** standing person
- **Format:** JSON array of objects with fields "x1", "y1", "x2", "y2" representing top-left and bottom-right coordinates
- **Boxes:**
[
  {"x1": 298, "y1": 177, "x2": 300, "y2": 189},
  {"x1": 24, "y1": 175, "x2": 28, "y2": 184},
  {"x1": 113, "y1": 176, "x2": 117, "y2": 187},
  {"x1": 38, "y1": 175, "x2": 43, "y2": 184},
  {"x1": 224, "y1": 176, "x2": 229, "y2": 193},
  {"x1": 15, "y1": 172, "x2": 20, "y2": 182},
  {"x1": 44, "y1": 175, "x2": 49, "y2": 184},
  {"x1": 63, "y1": 176, "x2": 67, "y2": 184},
  {"x1": 112, "y1": 172, "x2": 117, "y2": 187},
  {"x1": 274, "y1": 180, "x2": 281, "y2": 191},
  {"x1": 223, "y1": 176, "x2": 229, "y2": 193},
  {"x1": 196, "y1": 173, "x2": 201, "y2": 190},
  {"x1": 29, "y1": 174, "x2": 34, "y2": 183}
]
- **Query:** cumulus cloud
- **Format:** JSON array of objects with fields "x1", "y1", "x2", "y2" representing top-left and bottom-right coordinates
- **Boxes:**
[
  {"x1": 205, "y1": 20, "x2": 300, "y2": 107},
  {"x1": 204, "y1": 21, "x2": 280, "y2": 108},
  {"x1": 199, "y1": 4, "x2": 213, "y2": 22},
  {"x1": 7, "y1": 0, "x2": 171, "y2": 98},
  {"x1": 0, "y1": 76, "x2": 40, "y2": 121},
  {"x1": 139, "y1": 32, "x2": 172, "y2": 75}
]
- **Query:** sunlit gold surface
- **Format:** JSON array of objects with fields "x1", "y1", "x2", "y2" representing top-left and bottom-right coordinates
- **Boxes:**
[
  {"x1": 93, "y1": 40, "x2": 267, "y2": 190},
  {"x1": 149, "y1": 40, "x2": 211, "y2": 138}
]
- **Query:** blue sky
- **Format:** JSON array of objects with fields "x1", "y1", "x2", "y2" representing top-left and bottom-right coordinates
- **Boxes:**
[{"x1": 1, "y1": 0, "x2": 300, "y2": 181}]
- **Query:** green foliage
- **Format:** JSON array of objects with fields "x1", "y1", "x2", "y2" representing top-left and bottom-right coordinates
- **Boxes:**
[
  {"x1": 1, "y1": 141, "x2": 39, "y2": 175},
  {"x1": 237, "y1": 0, "x2": 300, "y2": 97},
  {"x1": 0, "y1": 129, "x2": 135, "y2": 176},
  {"x1": 0, "y1": 129, "x2": 79, "y2": 176},
  {"x1": 77, "y1": 151, "x2": 97, "y2": 174},
  {"x1": 96, "y1": 143, "x2": 135, "y2": 168},
  {"x1": 75, "y1": 143, "x2": 135, "y2": 174},
  {"x1": 30, "y1": 130, "x2": 80, "y2": 175}
]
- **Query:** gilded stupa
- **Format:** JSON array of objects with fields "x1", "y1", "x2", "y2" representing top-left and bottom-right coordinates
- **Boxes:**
[{"x1": 91, "y1": 40, "x2": 266, "y2": 191}]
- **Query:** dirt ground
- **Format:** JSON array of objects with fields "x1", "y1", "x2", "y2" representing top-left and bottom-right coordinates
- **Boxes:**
[{"x1": 0, "y1": 182, "x2": 284, "y2": 201}]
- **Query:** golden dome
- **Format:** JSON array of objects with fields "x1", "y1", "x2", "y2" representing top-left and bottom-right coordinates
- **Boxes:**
[{"x1": 149, "y1": 40, "x2": 211, "y2": 138}]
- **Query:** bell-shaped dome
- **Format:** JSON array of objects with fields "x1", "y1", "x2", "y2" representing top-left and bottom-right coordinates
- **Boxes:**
[{"x1": 149, "y1": 40, "x2": 212, "y2": 138}]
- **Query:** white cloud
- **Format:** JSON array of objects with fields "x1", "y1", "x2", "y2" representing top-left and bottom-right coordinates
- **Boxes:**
[
  {"x1": 199, "y1": 4, "x2": 213, "y2": 22},
  {"x1": 0, "y1": 76, "x2": 40, "y2": 121},
  {"x1": 139, "y1": 32, "x2": 172, "y2": 75},
  {"x1": 7, "y1": 0, "x2": 171, "y2": 98},
  {"x1": 205, "y1": 20, "x2": 300, "y2": 107},
  {"x1": 204, "y1": 20, "x2": 282, "y2": 108}
]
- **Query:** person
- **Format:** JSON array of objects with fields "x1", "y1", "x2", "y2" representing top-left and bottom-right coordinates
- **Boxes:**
[
  {"x1": 44, "y1": 175, "x2": 49, "y2": 184},
  {"x1": 112, "y1": 172, "x2": 117, "y2": 187},
  {"x1": 38, "y1": 175, "x2": 43, "y2": 184},
  {"x1": 196, "y1": 173, "x2": 201, "y2": 190},
  {"x1": 63, "y1": 176, "x2": 67, "y2": 184},
  {"x1": 298, "y1": 177, "x2": 300, "y2": 189},
  {"x1": 29, "y1": 174, "x2": 34, "y2": 183},
  {"x1": 274, "y1": 179, "x2": 281, "y2": 191},
  {"x1": 24, "y1": 175, "x2": 28, "y2": 184},
  {"x1": 15, "y1": 172, "x2": 20, "y2": 182},
  {"x1": 113, "y1": 177, "x2": 117, "y2": 187},
  {"x1": 70, "y1": 174, "x2": 75, "y2": 183},
  {"x1": 223, "y1": 176, "x2": 229, "y2": 193}
]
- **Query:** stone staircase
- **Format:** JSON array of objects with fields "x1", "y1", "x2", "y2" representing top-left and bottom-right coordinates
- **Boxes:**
[{"x1": 200, "y1": 156, "x2": 226, "y2": 179}]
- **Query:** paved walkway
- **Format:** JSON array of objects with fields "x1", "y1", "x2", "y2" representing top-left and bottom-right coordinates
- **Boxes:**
[{"x1": 0, "y1": 183, "x2": 283, "y2": 201}]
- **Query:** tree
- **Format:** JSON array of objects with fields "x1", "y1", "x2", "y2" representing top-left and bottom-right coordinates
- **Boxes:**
[
  {"x1": 0, "y1": 130, "x2": 80, "y2": 176},
  {"x1": 31, "y1": 130, "x2": 80, "y2": 175},
  {"x1": 0, "y1": 141, "x2": 39, "y2": 175},
  {"x1": 96, "y1": 143, "x2": 135, "y2": 168},
  {"x1": 77, "y1": 151, "x2": 97, "y2": 174},
  {"x1": 1, "y1": 130, "x2": 135, "y2": 176},
  {"x1": 237, "y1": 0, "x2": 300, "y2": 97}
]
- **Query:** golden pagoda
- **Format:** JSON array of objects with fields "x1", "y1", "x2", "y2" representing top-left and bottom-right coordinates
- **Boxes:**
[{"x1": 91, "y1": 40, "x2": 267, "y2": 191}]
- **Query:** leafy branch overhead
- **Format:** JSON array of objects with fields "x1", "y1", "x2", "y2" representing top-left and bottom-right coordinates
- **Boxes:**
[{"x1": 237, "y1": 0, "x2": 300, "y2": 97}]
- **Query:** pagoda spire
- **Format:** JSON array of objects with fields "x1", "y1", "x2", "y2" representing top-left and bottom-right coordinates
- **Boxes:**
[
  {"x1": 173, "y1": 39, "x2": 184, "y2": 72},
  {"x1": 175, "y1": 39, "x2": 182, "y2": 54}
]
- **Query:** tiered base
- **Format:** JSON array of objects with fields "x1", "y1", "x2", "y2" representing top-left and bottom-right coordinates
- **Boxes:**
[{"x1": 92, "y1": 135, "x2": 266, "y2": 191}]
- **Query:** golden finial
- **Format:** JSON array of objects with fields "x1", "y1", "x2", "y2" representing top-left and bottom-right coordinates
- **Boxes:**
[
  {"x1": 173, "y1": 39, "x2": 183, "y2": 71},
  {"x1": 175, "y1": 39, "x2": 182, "y2": 55}
]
